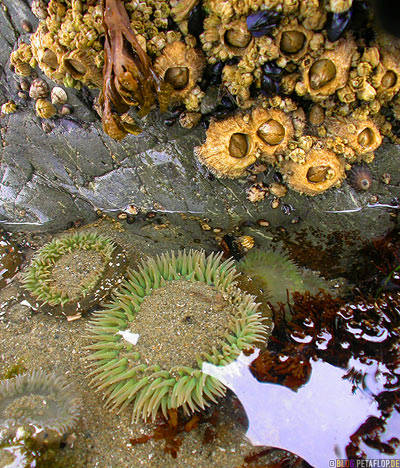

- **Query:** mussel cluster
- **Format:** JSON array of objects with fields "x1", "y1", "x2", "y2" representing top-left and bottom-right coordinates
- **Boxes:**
[{"x1": 7, "y1": 0, "x2": 400, "y2": 194}]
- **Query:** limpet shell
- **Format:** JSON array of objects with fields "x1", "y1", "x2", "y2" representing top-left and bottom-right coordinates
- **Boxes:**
[{"x1": 51, "y1": 86, "x2": 68, "y2": 106}]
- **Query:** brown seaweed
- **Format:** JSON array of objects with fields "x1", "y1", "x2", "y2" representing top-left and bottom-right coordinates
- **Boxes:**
[{"x1": 100, "y1": 0, "x2": 172, "y2": 140}]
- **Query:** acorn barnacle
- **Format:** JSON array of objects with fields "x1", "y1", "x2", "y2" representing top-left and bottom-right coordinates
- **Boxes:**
[
  {"x1": 298, "y1": 37, "x2": 356, "y2": 100},
  {"x1": 371, "y1": 49, "x2": 400, "y2": 102},
  {"x1": 153, "y1": 41, "x2": 205, "y2": 103},
  {"x1": 1, "y1": 101, "x2": 17, "y2": 115},
  {"x1": 194, "y1": 112, "x2": 256, "y2": 178},
  {"x1": 200, "y1": 16, "x2": 255, "y2": 62},
  {"x1": 250, "y1": 106, "x2": 294, "y2": 163},
  {"x1": 86, "y1": 250, "x2": 269, "y2": 422},
  {"x1": 62, "y1": 49, "x2": 103, "y2": 89},
  {"x1": 275, "y1": 20, "x2": 311, "y2": 61},
  {"x1": 280, "y1": 147, "x2": 346, "y2": 196},
  {"x1": 325, "y1": 117, "x2": 382, "y2": 156},
  {"x1": 223, "y1": 19, "x2": 254, "y2": 56},
  {"x1": 30, "y1": 23, "x2": 66, "y2": 83},
  {"x1": 0, "y1": 371, "x2": 80, "y2": 439},
  {"x1": 22, "y1": 232, "x2": 127, "y2": 318},
  {"x1": 35, "y1": 99, "x2": 56, "y2": 119}
]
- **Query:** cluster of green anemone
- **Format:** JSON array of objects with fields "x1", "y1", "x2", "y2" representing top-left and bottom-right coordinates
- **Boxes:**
[{"x1": 22, "y1": 232, "x2": 116, "y2": 307}]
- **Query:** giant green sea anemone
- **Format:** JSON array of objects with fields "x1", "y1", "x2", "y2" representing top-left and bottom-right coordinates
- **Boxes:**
[
  {"x1": 22, "y1": 232, "x2": 127, "y2": 317},
  {"x1": 237, "y1": 249, "x2": 328, "y2": 307},
  {"x1": 0, "y1": 371, "x2": 80, "y2": 438},
  {"x1": 86, "y1": 250, "x2": 269, "y2": 422}
]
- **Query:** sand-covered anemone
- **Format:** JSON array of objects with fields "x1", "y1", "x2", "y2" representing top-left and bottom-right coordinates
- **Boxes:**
[
  {"x1": 22, "y1": 232, "x2": 127, "y2": 318},
  {"x1": 0, "y1": 371, "x2": 80, "y2": 440},
  {"x1": 194, "y1": 113, "x2": 256, "y2": 178},
  {"x1": 86, "y1": 250, "x2": 269, "y2": 422},
  {"x1": 237, "y1": 249, "x2": 328, "y2": 307},
  {"x1": 281, "y1": 147, "x2": 346, "y2": 196}
]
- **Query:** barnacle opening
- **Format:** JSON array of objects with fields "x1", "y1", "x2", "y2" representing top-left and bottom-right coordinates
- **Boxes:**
[
  {"x1": 42, "y1": 48, "x2": 58, "y2": 70},
  {"x1": 164, "y1": 66, "x2": 190, "y2": 90},
  {"x1": 229, "y1": 133, "x2": 250, "y2": 158},
  {"x1": 224, "y1": 27, "x2": 252, "y2": 50},
  {"x1": 221, "y1": 20, "x2": 254, "y2": 56},
  {"x1": 306, "y1": 165, "x2": 333, "y2": 183},
  {"x1": 282, "y1": 148, "x2": 345, "y2": 196},
  {"x1": 257, "y1": 119, "x2": 285, "y2": 146},
  {"x1": 280, "y1": 31, "x2": 306, "y2": 55},
  {"x1": 309, "y1": 59, "x2": 337, "y2": 90},
  {"x1": 64, "y1": 58, "x2": 86, "y2": 78},
  {"x1": 357, "y1": 127, "x2": 375, "y2": 147},
  {"x1": 381, "y1": 70, "x2": 397, "y2": 89}
]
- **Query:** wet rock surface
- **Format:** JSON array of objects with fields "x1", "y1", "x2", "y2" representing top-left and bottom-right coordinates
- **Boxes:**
[{"x1": 0, "y1": 0, "x2": 399, "y2": 241}]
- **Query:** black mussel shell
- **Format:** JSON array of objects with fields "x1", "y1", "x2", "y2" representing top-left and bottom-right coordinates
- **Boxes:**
[
  {"x1": 373, "y1": 0, "x2": 400, "y2": 38},
  {"x1": 263, "y1": 62, "x2": 283, "y2": 79},
  {"x1": 220, "y1": 95, "x2": 237, "y2": 110},
  {"x1": 327, "y1": 11, "x2": 352, "y2": 42},
  {"x1": 188, "y1": 4, "x2": 206, "y2": 37},
  {"x1": 349, "y1": 0, "x2": 373, "y2": 40},
  {"x1": 201, "y1": 62, "x2": 223, "y2": 88},
  {"x1": 227, "y1": 57, "x2": 240, "y2": 66},
  {"x1": 246, "y1": 10, "x2": 281, "y2": 38},
  {"x1": 261, "y1": 75, "x2": 280, "y2": 95}
]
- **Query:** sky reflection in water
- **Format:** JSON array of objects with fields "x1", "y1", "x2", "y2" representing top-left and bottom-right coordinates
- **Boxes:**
[{"x1": 203, "y1": 350, "x2": 399, "y2": 467}]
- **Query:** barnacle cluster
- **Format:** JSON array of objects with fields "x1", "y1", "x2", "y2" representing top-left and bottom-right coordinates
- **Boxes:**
[
  {"x1": 6, "y1": 0, "x2": 400, "y2": 193},
  {"x1": 22, "y1": 232, "x2": 127, "y2": 318},
  {"x1": 86, "y1": 250, "x2": 268, "y2": 422},
  {"x1": 0, "y1": 371, "x2": 80, "y2": 440},
  {"x1": 193, "y1": 0, "x2": 400, "y2": 194}
]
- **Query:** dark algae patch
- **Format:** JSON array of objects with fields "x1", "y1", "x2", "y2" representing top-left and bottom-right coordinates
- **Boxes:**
[{"x1": 247, "y1": 228, "x2": 400, "y2": 463}]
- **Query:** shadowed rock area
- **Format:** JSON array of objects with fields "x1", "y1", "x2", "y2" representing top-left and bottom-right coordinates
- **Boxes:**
[{"x1": 0, "y1": 0, "x2": 399, "y2": 240}]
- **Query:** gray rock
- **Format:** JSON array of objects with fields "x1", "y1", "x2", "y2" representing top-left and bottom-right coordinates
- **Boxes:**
[{"x1": 0, "y1": 0, "x2": 399, "y2": 243}]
